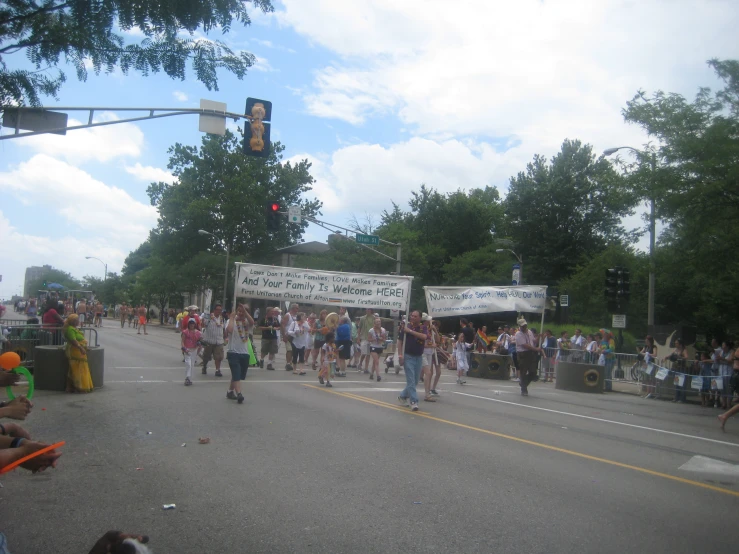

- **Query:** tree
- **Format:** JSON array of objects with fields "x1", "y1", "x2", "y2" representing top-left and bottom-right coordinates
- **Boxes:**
[
  {"x1": 147, "y1": 130, "x2": 321, "y2": 267},
  {"x1": 621, "y1": 59, "x2": 739, "y2": 334},
  {"x1": 0, "y1": 0, "x2": 273, "y2": 106},
  {"x1": 135, "y1": 260, "x2": 180, "y2": 323},
  {"x1": 84, "y1": 273, "x2": 127, "y2": 306},
  {"x1": 505, "y1": 139, "x2": 637, "y2": 285}
]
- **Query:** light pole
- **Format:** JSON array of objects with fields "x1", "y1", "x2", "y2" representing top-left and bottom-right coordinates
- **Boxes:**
[
  {"x1": 603, "y1": 146, "x2": 656, "y2": 328},
  {"x1": 85, "y1": 256, "x2": 107, "y2": 281},
  {"x1": 496, "y1": 248, "x2": 523, "y2": 285},
  {"x1": 199, "y1": 230, "x2": 230, "y2": 309}
]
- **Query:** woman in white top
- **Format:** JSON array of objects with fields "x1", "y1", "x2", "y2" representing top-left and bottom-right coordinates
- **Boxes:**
[
  {"x1": 288, "y1": 312, "x2": 311, "y2": 375},
  {"x1": 368, "y1": 317, "x2": 388, "y2": 382},
  {"x1": 225, "y1": 303, "x2": 254, "y2": 404},
  {"x1": 585, "y1": 334, "x2": 599, "y2": 364}
]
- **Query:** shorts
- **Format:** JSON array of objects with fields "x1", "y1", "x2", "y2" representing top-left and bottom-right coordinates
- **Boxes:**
[
  {"x1": 314, "y1": 339, "x2": 326, "y2": 350},
  {"x1": 78, "y1": 313, "x2": 85, "y2": 324},
  {"x1": 261, "y1": 338, "x2": 279, "y2": 356},
  {"x1": 370, "y1": 347, "x2": 384, "y2": 355},
  {"x1": 95, "y1": 312, "x2": 102, "y2": 318},
  {"x1": 139, "y1": 316, "x2": 146, "y2": 325},
  {"x1": 292, "y1": 346, "x2": 306, "y2": 364},
  {"x1": 202, "y1": 343, "x2": 224, "y2": 363},
  {"x1": 226, "y1": 351, "x2": 249, "y2": 381},
  {"x1": 422, "y1": 352, "x2": 433, "y2": 367},
  {"x1": 360, "y1": 340, "x2": 370, "y2": 355},
  {"x1": 337, "y1": 340, "x2": 353, "y2": 360}
]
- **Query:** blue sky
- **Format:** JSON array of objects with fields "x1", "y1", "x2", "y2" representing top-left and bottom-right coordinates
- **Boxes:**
[{"x1": 1, "y1": 0, "x2": 738, "y2": 299}]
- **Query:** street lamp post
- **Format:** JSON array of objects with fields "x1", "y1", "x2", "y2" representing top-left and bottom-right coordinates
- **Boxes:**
[
  {"x1": 603, "y1": 146, "x2": 656, "y2": 328},
  {"x1": 199, "y1": 230, "x2": 230, "y2": 309},
  {"x1": 85, "y1": 256, "x2": 107, "y2": 281},
  {"x1": 496, "y1": 248, "x2": 523, "y2": 285}
]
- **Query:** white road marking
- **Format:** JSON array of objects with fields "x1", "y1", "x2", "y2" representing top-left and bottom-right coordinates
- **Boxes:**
[
  {"x1": 451, "y1": 391, "x2": 739, "y2": 448},
  {"x1": 679, "y1": 455, "x2": 739, "y2": 476}
]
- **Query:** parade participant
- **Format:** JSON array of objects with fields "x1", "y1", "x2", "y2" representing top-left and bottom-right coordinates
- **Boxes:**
[
  {"x1": 225, "y1": 303, "x2": 254, "y2": 404},
  {"x1": 428, "y1": 320, "x2": 444, "y2": 395},
  {"x1": 281, "y1": 303, "x2": 299, "y2": 371},
  {"x1": 176, "y1": 308, "x2": 187, "y2": 331},
  {"x1": 25, "y1": 299, "x2": 37, "y2": 318},
  {"x1": 76, "y1": 298, "x2": 86, "y2": 326},
  {"x1": 119, "y1": 303, "x2": 128, "y2": 328},
  {"x1": 541, "y1": 330, "x2": 557, "y2": 382},
  {"x1": 310, "y1": 310, "x2": 329, "y2": 371},
  {"x1": 368, "y1": 317, "x2": 388, "y2": 382},
  {"x1": 128, "y1": 304, "x2": 135, "y2": 328},
  {"x1": 718, "y1": 346, "x2": 739, "y2": 428},
  {"x1": 182, "y1": 305, "x2": 201, "y2": 330},
  {"x1": 258, "y1": 307, "x2": 281, "y2": 370},
  {"x1": 288, "y1": 312, "x2": 311, "y2": 375},
  {"x1": 356, "y1": 308, "x2": 375, "y2": 373},
  {"x1": 94, "y1": 301, "x2": 103, "y2": 328},
  {"x1": 318, "y1": 332, "x2": 337, "y2": 387},
  {"x1": 349, "y1": 312, "x2": 360, "y2": 368},
  {"x1": 515, "y1": 318, "x2": 544, "y2": 396},
  {"x1": 62, "y1": 314, "x2": 94, "y2": 393},
  {"x1": 454, "y1": 331, "x2": 469, "y2": 385},
  {"x1": 397, "y1": 310, "x2": 429, "y2": 411},
  {"x1": 335, "y1": 315, "x2": 353, "y2": 377},
  {"x1": 181, "y1": 319, "x2": 201, "y2": 386},
  {"x1": 200, "y1": 304, "x2": 226, "y2": 377},
  {"x1": 421, "y1": 314, "x2": 438, "y2": 400},
  {"x1": 136, "y1": 304, "x2": 148, "y2": 335}
]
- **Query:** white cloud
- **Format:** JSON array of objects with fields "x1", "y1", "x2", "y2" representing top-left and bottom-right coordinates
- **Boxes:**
[
  {"x1": 125, "y1": 163, "x2": 176, "y2": 184},
  {"x1": 0, "y1": 211, "x2": 137, "y2": 298},
  {"x1": 12, "y1": 112, "x2": 144, "y2": 163},
  {"x1": 280, "y1": 0, "x2": 739, "y2": 144},
  {"x1": 252, "y1": 55, "x2": 276, "y2": 72},
  {"x1": 173, "y1": 91, "x2": 189, "y2": 102},
  {"x1": 0, "y1": 154, "x2": 158, "y2": 240}
]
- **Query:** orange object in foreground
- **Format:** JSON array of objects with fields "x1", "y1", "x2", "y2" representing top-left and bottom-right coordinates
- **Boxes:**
[{"x1": 0, "y1": 441, "x2": 65, "y2": 474}]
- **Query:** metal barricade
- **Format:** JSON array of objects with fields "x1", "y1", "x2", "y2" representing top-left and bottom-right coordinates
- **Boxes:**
[{"x1": 0, "y1": 324, "x2": 99, "y2": 371}]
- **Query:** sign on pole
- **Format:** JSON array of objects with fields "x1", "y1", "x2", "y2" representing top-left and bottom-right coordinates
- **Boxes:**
[
  {"x1": 511, "y1": 263, "x2": 520, "y2": 286},
  {"x1": 287, "y1": 205, "x2": 301, "y2": 224},
  {"x1": 234, "y1": 263, "x2": 413, "y2": 313},
  {"x1": 198, "y1": 99, "x2": 227, "y2": 135},
  {"x1": 612, "y1": 314, "x2": 626, "y2": 329},
  {"x1": 560, "y1": 294, "x2": 569, "y2": 307},
  {"x1": 2, "y1": 109, "x2": 68, "y2": 135},
  {"x1": 356, "y1": 234, "x2": 380, "y2": 246}
]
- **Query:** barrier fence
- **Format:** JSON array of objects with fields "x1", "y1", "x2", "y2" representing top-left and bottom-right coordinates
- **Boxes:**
[{"x1": 1, "y1": 324, "x2": 99, "y2": 371}]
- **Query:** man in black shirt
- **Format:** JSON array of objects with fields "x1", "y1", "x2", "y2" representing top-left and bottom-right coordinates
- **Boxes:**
[{"x1": 258, "y1": 307, "x2": 281, "y2": 370}]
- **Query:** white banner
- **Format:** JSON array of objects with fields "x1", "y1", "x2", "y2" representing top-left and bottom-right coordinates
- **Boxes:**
[
  {"x1": 655, "y1": 367, "x2": 670, "y2": 381},
  {"x1": 424, "y1": 285, "x2": 547, "y2": 317},
  {"x1": 234, "y1": 263, "x2": 413, "y2": 312},
  {"x1": 690, "y1": 376, "x2": 703, "y2": 390}
]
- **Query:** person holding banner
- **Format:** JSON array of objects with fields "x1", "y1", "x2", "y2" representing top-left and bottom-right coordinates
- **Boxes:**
[
  {"x1": 397, "y1": 311, "x2": 429, "y2": 412},
  {"x1": 514, "y1": 318, "x2": 544, "y2": 396}
]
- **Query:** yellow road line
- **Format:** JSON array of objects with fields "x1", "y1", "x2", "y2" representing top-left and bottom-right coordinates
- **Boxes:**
[{"x1": 303, "y1": 384, "x2": 739, "y2": 498}]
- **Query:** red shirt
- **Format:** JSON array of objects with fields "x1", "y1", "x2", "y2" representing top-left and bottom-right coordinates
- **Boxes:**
[
  {"x1": 182, "y1": 313, "x2": 201, "y2": 330},
  {"x1": 42, "y1": 308, "x2": 62, "y2": 327}
]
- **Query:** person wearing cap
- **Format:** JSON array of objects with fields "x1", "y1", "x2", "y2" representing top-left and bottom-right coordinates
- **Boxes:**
[{"x1": 514, "y1": 317, "x2": 544, "y2": 396}]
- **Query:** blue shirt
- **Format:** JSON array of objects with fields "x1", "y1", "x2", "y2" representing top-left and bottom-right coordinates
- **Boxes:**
[{"x1": 336, "y1": 323, "x2": 351, "y2": 341}]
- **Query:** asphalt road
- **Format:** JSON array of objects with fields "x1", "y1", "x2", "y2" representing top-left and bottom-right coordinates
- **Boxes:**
[{"x1": 2, "y1": 315, "x2": 739, "y2": 553}]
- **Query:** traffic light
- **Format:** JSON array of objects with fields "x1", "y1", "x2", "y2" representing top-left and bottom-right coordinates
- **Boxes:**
[
  {"x1": 266, "y1": 201, "x2": 282, "y2": 232},
  {"x1": 605, "y1": 268, "x2": 618, "y2": 312},
  {"x1": 243, "y1": 97, "x2": 272, "y2": 158},
  {"x1": 617, "y1": 268, "x2": 630, "y2": 301},
  {"x1": 42, "y1": 280, "x2": 47, "y2": 288}
]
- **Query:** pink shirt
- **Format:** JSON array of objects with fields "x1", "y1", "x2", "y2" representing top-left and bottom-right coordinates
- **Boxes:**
[
  {"x1": 182, "y1": 329, "x2": 202, "y2": 350},
  {"x1": 515, "y1": 329, "x2": 536, "y2": 351}
]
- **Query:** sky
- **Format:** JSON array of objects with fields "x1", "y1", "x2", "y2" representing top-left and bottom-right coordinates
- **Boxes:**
[{"x1": 1, "y1": 0, "x2": 738, "y2": 299}]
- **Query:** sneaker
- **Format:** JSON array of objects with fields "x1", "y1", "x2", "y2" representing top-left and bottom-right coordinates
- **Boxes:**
[
  {"x1": 286, "y1": 363, "x2": 293, "y2": 371},
  {"x1": 363, "y1": 370, "x2": 369, "y2": 374},
  {"x1": 521, "y1": 389, "x2": 529, "y2": 397},
  {"x1": 398, "y1": 396, "x2": 408, "y2": 406},
  {"x1": 267, "y1": 364, "x2": 274, "y2": 370},
  {"x1": 215, "y1": 370, "x2": 223, "y2": 377},
  {"x1": 377, "y1": 376, "x2": 381, "y2": 382},
  {"x1": 226, "y1": 390, "x2": 237, "y2": 400},
  {"x1": 326, "y1": 382, "x2": 333, "y2": 388},
  {"x1": 237, "y1": 393, "x2": 245, "y2": 404},
  {"x1": 410, "y1": 402, "x2": 419, "y2": 412},
  {"x1": 430, "y1": 389, "x2": 439, "y2": 396},
  {"x1": 319, "y1": 376, "x2": 325, "y2": 385},
  {"x1": 201, "y1": 367, "x2": 207, "y2": 375},
  {"x1": 369, "y1": 374, "x2": 375, "y2": 380}
]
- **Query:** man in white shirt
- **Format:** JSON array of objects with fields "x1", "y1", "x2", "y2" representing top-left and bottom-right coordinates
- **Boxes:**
[
  {"x1": 570, "y1": 328, "x2": 585, "y2": 362},
  {"x1": 514, "y1": 318, "x2": 544, "y2": 397},
  {"x1": 201, "y1": 304, "x2": 226, "y2": 377}
]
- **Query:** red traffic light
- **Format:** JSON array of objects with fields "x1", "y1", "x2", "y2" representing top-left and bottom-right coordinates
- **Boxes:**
[{"x1": 270, "y1": 203, "x2": 280, "y2": 212}]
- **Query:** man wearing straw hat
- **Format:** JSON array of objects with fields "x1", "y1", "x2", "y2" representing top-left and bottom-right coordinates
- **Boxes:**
[{"x1": 514, "y1": 317, "x2": 544, "y2": 396}]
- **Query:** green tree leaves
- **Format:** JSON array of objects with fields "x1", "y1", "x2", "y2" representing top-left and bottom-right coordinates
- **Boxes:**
[{"x1": 0, "y1": 0, "x2": 274, "y2": 105}]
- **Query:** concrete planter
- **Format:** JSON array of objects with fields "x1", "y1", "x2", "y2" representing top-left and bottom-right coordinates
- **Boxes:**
[{"x1": 33, "y1": 345, "x2": 104, "y2": 391}]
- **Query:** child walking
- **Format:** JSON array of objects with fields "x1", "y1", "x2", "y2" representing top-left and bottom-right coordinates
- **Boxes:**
[
  {"x1": 455, "y1": 332, "x2": 469, "y2": 385},
  {"x1": 181, "y1": 319, "x2": 202, "y2": 386},
  {"x1": 319, "y1": 332, "x2": 337, "y2": 388}
]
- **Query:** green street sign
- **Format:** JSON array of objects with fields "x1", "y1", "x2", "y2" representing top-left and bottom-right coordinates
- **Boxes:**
[{"x1": 355, "y1": 233, "x2": 380, "y2": 246}]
